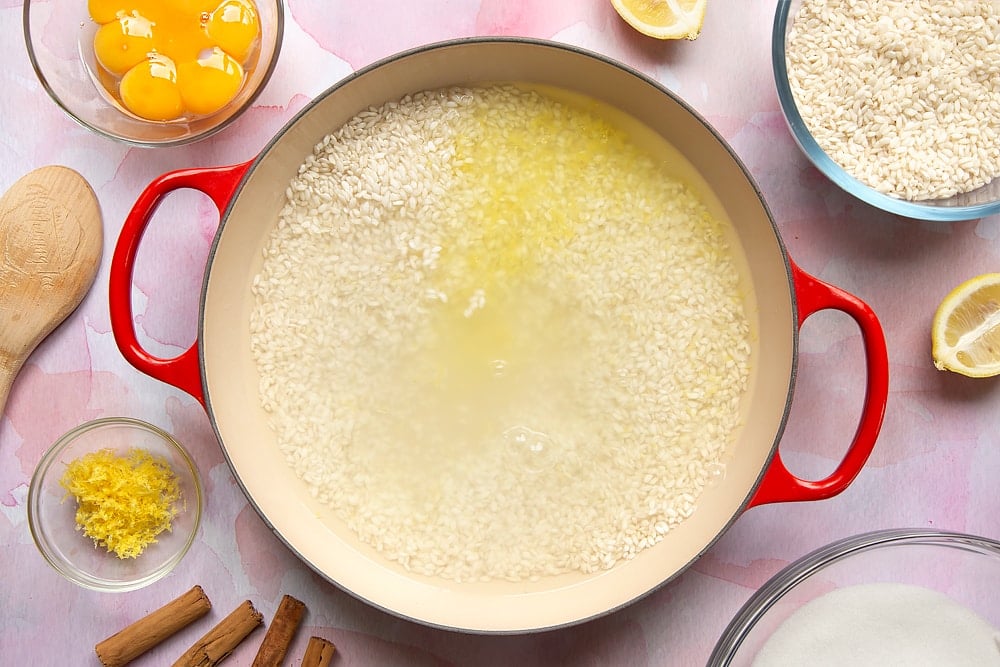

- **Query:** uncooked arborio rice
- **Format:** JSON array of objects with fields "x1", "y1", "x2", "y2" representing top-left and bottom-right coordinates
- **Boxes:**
[
  {"x1": 249, "y1": 85, "x2": 751, "y2": 582},
  {"x1": 786, "y1": 0, "x2": 1000, "y2": 201}
]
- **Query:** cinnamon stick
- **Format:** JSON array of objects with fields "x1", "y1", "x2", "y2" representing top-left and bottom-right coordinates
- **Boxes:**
[
  {"x1": 95, "y1": 585, "x2": 212, "y2": 667},
  {"x1": 301, "y1": 637, "x2": 336, "y2": 667},
  {"x1": 251, "y1": 594, "x2": 306, "y2": 666},
  {"x1": 171, "y1": 600, "x2": 263, "y2": 667}
]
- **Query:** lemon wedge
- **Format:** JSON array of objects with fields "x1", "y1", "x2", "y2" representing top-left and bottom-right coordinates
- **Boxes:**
[
  {"x1": 931, "y1": 273, "x2": 1000, "y2": 377},
  {"x1": 611, "y1": 0, "x2": 707, "y2": 40}
]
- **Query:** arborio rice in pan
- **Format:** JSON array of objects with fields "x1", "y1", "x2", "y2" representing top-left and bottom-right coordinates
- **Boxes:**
[{"x1": 249, "y1": 84, "x2": 752, "y2": 583}]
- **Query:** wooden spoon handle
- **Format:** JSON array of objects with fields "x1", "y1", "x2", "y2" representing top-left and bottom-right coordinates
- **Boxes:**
[{"x1": 0, "y1": 364, "x2": 14, "y2": 417}]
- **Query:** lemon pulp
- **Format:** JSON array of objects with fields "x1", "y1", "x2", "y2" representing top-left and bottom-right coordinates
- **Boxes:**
[
  {"x1": 931, "y1": 273, "x2": 1000, "y2": 377},
  {"x1": 611, "y1": 0, "x2": 707, "y2": 40}
]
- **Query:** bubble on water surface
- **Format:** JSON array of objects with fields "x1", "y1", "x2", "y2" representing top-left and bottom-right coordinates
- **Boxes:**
[{"x1": 503, "y1": 425, "x2": 557, "y2": 473}]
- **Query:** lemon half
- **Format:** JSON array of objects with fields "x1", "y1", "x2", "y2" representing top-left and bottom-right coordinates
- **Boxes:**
[
  {"x1": 931, "y1": 273, "x2": 1000, "y2": 377},
  {"x1": 611, "y1": 0, "x2": 707, "y2": 40}
]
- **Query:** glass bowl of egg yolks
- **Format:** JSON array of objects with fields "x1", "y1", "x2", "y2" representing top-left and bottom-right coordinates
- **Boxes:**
[{"x1": 23, "y1": 0, "x2": 283, "y2": 146}]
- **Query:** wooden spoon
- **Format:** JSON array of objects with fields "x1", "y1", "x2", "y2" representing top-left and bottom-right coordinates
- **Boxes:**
[{"x1": 0, "y1": 166, "x2": 102, "y2": 416}]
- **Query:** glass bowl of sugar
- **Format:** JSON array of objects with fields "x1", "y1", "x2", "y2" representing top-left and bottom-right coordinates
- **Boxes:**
[{"x1": 708, "y1": 529, "x2": 1000, "y2": 666}]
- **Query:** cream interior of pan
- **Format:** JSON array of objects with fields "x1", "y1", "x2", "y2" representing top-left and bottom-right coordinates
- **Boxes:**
[{"x1": 199, "y1": 40, "x2": 795, "y2": 632}]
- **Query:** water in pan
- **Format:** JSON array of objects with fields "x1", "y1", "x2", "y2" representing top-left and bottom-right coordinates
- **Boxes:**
[{"x1": 249, "y1": 84, "x2": 752, "y2": 583}]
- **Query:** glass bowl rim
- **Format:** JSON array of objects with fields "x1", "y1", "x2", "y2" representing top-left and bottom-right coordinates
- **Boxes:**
[
  {"x1": 707, "y1": 527, "x2": 1000, "y2": 666},
  {"x1": 772, "y1": 0, "x2": 1000, "y2": 222},
  {"x1": 26, "y1": 416, "x2": 204, "y2": 592},
  {"x1": 21, "y1": 0, "x2": 285, "y2": 148}
]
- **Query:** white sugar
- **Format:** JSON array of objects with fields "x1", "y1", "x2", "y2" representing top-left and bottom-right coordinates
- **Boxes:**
[{"x1": 753, "y1": 583, "x2": 1000, "y2": 666}]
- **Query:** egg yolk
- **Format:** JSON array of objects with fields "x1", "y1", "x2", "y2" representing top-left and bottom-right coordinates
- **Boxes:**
[
  {"x1": 93, "y1": 13, "x2": 155, "y2": 75},
  {"x1": 206, "y1": 0, "x2": 260, "y2": 62},
  {"x1": 177, "y1": 48, "x2": 244, "y2": 116},
  {"x1": 88, "y1": 0, "x2": 123, "y2": 25},
  {"x1": 119, "y1": 53, "x2": 184, "y2": 121},
  {"x1": 88, "y1": 0, "x2": 261, "y2": 122},
  {"x1": 151, "y1": 12, "x2": 214, "y2": 65}
]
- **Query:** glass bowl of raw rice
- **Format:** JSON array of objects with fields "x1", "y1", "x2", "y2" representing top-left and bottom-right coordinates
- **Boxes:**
[
  {"x1": 773, "y1": 0, "x2": 1000, "y2": 221},
  {"x1": 707, "y1": 529, "x2": 1000, "y2": 666}
]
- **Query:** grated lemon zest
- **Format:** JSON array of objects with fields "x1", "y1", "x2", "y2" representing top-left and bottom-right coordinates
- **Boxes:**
[{"x1": 59, "y1": 447, "x2": 181, "y2": 559}]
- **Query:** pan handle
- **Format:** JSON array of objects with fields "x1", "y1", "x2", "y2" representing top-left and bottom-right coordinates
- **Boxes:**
[
  {"x1": 747, "y1": 259, "x2": 889, "y2": 507},
  {"x1": 109, "y1": 160, "x2": 253, "y2": 407}
]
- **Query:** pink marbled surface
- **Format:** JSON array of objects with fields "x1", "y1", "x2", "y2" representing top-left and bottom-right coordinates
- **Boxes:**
[{"x1": 3, "y1": 1, "x2": 1000, "y2": 665}]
